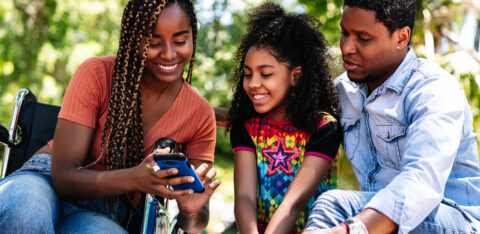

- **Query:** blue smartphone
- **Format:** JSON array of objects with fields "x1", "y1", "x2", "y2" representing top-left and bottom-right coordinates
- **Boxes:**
[{"x1": 153, "y1": 153, "x2": 205, "y2": 193}]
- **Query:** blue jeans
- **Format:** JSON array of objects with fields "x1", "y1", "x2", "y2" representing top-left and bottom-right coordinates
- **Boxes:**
[
  {"x1": 305, "y1": 189, "x2": 480, "y2": 233},
  {"x1": 0, "y1": 154, "x2": 128, "y2": 234}
]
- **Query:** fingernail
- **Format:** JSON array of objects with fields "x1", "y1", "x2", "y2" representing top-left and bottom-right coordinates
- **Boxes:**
[
  {"x1": 188, "y1": 190, "x2": 193, "y2": 194},
  {"x1": 189, "y1": 177, "x2": 194, "y2": 182},
  {"x1": 210, "y1": 183, "x2": 215, "y2": 188}
]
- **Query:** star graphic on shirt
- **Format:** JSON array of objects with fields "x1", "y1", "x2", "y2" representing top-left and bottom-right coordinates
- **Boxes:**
[{"x1": 262, "y1": 137, "x2": 300, "y2": 176}]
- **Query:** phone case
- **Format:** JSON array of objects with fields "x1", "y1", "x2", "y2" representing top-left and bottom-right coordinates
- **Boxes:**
[{"x1": 153, "y1": 153, "x2": 205, "y2": 193}]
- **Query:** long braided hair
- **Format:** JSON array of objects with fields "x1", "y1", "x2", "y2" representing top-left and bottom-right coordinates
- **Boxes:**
[{"x1": 88, "y1": 0, "x2": 198, "y2": 224}]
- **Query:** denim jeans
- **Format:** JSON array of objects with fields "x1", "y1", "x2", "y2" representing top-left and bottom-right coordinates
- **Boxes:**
[
  {"x1": 305, "y1": 189, "x2": 480, "y2": 233},
  {"x1": 0, "y1": 154, "x2": 128, "y2": 234}
]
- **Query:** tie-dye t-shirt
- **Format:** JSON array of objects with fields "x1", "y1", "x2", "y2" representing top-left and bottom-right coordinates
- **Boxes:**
[{"x1": 230, "y1": 113, "x2": 342, "y2": 233}]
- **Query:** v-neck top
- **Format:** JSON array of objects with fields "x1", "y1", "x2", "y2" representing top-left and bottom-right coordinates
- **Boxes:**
[{"x1": 53, "y1": 56, "x2": 216, "y2": 170}]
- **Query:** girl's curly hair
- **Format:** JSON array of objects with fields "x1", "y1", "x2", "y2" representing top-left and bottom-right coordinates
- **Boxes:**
[{"x1": 227, "y1": 2, "x2": 339, "y2": 133}]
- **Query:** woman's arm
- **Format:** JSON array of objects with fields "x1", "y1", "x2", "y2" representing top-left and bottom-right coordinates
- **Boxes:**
[
  {"x1": 265, "y1": 156, "x2": 330, "y2": 234},
  {"x1": 234, "y1": 150, "x2": 259, "y2": 233},
  {"x1": 51, "y1": 119, "x2": 193, "y2": 200}
]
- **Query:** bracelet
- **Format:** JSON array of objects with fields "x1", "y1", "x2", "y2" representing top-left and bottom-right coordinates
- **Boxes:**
[
  {"x1": 339, "y1": 222, "x2": 350, "y2": 233},
  {"x1": 344, "y1": 217, "x2": 368, "y2": 234}
]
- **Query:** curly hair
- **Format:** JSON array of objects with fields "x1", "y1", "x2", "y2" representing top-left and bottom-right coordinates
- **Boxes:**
[
  {"x1": 344, "y1": 0, "x2": 416, "y2": 36},
  {"x1": 83, "y1": 0, "x2": 197, "y2": 227},
  {"x1": 227, "y1": 2, "x2": 338, "y2": 133}
]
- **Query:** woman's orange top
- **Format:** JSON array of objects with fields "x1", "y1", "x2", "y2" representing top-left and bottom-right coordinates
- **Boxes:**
[{"x1": 49, "y1": 56, "x2": 216, "y2": 170}]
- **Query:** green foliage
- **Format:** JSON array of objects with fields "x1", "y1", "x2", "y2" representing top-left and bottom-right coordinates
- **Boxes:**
[
  {"x1": 191, "y1": 0, "x2": 246, "y2": 108},
  {"x1": 0, "y1": 0, "x2": 123, "y2": 127},
  {"x1": 297, "y1": 0, "x2": 343, "y2": 44}
]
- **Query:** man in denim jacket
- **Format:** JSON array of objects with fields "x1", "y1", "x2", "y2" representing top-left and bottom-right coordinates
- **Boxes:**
[{"x1": 304, "y1": 1, "x2": 480, "y2": 233}]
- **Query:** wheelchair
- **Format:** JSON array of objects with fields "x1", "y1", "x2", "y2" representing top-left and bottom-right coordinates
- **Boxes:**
[
  {"x1": 0, "y1": 88, "x2": 184, "y2": 234},
  {"x1": 0, "y1": 88, "x2": 60, "y2": 178}
]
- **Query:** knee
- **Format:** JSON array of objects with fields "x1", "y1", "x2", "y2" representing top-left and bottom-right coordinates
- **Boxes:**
[
  {"x1": 312, "y1": 189, "x2": 371, "y2": 217},
  {"x1": 306, "y1": 190, "x2": 350, "y2": 230},
  {"x1": 312, "y1": 189, "x2": 346, "y2": 211},
  {"x1": 0, "y1": 173, "x2": 58, "y2": 207},
  {"x1": 0, "y1": 195, "x2": 57, "y2": 233},
  {"x1": 0, "y1": 174, "x2": 59, "y2": 232}
]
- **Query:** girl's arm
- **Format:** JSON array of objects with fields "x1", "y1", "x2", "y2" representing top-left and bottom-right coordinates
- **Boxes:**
[
  {"x1": 265, "y1": 155, "x2": 330, "y2": 234},
  {"x1": 51, "y1": 119, "x2": 193, "y2": 200},
  {"x1": 234, "y1": 150, "x2": 259, "y2": 234}
]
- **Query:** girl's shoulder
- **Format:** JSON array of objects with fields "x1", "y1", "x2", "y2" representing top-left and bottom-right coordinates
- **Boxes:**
[{"x1": 316, "y1": 112, "x2": 339, "y2": 130}]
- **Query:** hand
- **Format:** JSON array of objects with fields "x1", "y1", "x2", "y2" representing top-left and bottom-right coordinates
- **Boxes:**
[
  {"x1": 303, "y1": 226, "x2": 347, "y2": 234},
  {"x1": 175, "y1": 163, "x2": 221, "y2": 214},
  {"x1": 129, "y1": 148, "x2": 195, "y2": 199}
]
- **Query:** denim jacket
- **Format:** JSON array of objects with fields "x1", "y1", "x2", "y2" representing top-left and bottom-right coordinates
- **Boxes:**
[{"x1": 336, "y1": 48, "x2": 480, "y2": 233}]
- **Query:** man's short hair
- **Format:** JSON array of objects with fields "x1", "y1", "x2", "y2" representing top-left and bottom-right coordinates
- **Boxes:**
[{"x1": 343, "y1": 0, "x2": 416, "y2": 35}]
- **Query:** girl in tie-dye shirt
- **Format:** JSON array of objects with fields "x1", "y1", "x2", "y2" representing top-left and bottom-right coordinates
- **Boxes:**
[{"x1": 226, "y1": 2, "x2": 342, "y2": 233}]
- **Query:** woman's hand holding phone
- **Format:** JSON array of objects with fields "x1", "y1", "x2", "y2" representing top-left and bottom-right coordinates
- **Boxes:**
[
  {"x1": 130, "y1": 148, "x2": 196, "y2": 200},
  {"x1": 131, "y1": 147, "x2": 221, "y2": 214},
  {"x1": 153, "y1": 152, "x2": 205, "y2": 193}
]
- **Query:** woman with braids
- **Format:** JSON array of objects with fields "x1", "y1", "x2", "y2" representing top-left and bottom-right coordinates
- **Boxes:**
[
  {"x1": 227, "y1": 2, "x2": 342, "y2": 234},
  {"x1": 0, "y1": 0, "x2": 220, "y2": 233}
]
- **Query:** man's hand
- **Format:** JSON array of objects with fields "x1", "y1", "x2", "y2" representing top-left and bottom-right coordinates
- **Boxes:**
[{"x1": 303, "y1": 226, "x2": 347, "y2": 234}]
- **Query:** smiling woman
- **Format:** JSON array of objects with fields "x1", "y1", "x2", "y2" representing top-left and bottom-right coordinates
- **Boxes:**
[
  {"x1": 142, "y1": 5, "x2": 194, "y2": 85},
  {"x1": 0, "y1": 0, "x2": 221, "y2": 233}
]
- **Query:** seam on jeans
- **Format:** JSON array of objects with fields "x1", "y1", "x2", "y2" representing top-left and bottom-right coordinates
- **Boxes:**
[
  {"x1": 25, "y1": 154, "x2": 52, "y2": 165},
  {"x1": 442, "y1": 198, "x2": 478, "y2": 231},
  {"x1": 467, "y1": 180, "x2": 472, "y2": 206},
  {"x1": 417, "y1": 220, "x2": 474, "y2": 233}
]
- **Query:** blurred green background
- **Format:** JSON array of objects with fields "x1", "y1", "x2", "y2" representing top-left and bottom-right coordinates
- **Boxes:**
[{"x1": 1, "y1": 0, "x2": 479, "y2": 233}]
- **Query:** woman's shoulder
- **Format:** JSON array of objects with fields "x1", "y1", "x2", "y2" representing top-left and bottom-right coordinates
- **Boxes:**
[
  {"x1": 66, "y1": 56, "x2": 116, "y2": 113},
  {"x1": 180, "y1": 82, "x2": 213, "y2": 111},
  {"x1": 74, "y1": 56, "x2": 115, "y2": 81},
  {"x1": 79, "y1": 56, "x2": 116, "y2": 71},
  {"x1": 74, "y1": 56, "x2": 115, "y2": 86}
]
